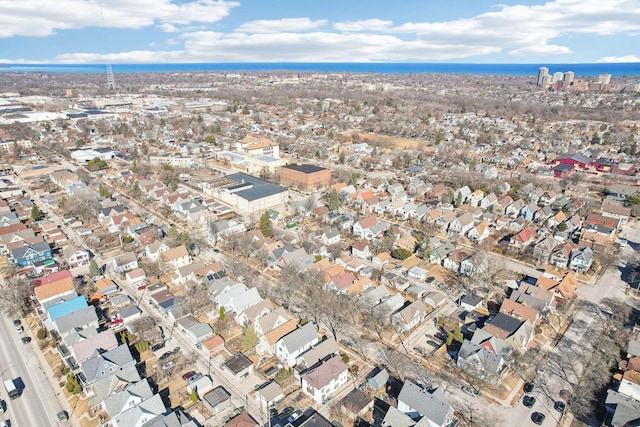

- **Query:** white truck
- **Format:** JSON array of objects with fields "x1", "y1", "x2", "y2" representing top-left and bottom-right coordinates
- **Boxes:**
[{"x1": 3, "y1": 378, "x2": 19, "y2": 399}]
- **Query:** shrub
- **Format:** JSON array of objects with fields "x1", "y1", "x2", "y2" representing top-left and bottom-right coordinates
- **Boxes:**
[{"x1": 36, "y1": 328, "x2": 47, "y2": 340}]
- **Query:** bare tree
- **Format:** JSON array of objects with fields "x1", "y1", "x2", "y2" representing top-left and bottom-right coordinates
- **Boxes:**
[
  {"x1": 64, "y1": 189, "x2": 101, "y2": 222},
  {"x1": 0, "y1": 276, "x2": 34, "y2": 317}
]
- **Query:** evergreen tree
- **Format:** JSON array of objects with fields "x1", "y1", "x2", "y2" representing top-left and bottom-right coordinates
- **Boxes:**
[
  {"x1": 349, "y1": 172, "x2": 358, "y2": 187},
  {"x1": 259, "y1": 211, "x2": 274, "y2": 238},
  {"x1": 30, "y1": 205, "x2": 44, "y2": 221},
  {"x1": 241, "y1": 324, "x2": 259, "y2": 350},
  {"x1": 89, "y1": 259, "x2": 101, "y2": 278},
  {"x1": 328, "y1": 188, "x2": 340, "y2": 211}
]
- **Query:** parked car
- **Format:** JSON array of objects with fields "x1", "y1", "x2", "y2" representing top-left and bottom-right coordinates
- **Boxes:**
[
  {"x1": 0, "y1": 420, "x2": 9, "y2": 427},
  {"x1": 461, "y1": 386, "x2": 479, "y2": 397},
  {"x1": 21, "y1": 337, "x2": 31, "y2": 344},
  {"x1": 280, "y1": 407, "x2": 295, "y2": 418},
  {"x1": 434, "y1": 332, "x2": 447, "y2": 341},
  {"x1": 159, "y1": 352, "x2": 172, "y2": 361},
  {"x1": 57, "y1": 411, "x2": 68, "y2": 421},
  {"x1": 182, "y1": 371, "x2": 198, "y2": 381},
  {"x1": 524, "y1": 382, "x2": 535, "y2": 393},
  {"x1": 0, "y1": 399, "x2": 4, "y2": 414},
  {"x1": 171, "y1": 346, "x2": 181, "y2": 355},
  {"x1": 269, "y1": 408, "x2": 278, "y2": 417},
  {"x1": 531, "y1": 412, "x2": 545, "y2": 425},
  {"x1": 12, "y1": 320, "x2": 20, "y2": 327},
  {"x1": 15, "y1": 324, "x2": 23, "y2": 333},
  {"x1": 137, "y1": 284, "x2": 147, "y2": 291},
  {"x1": 188, "y1": 373, "x2": 202, "y2": 384},
  {"x1": 151, "y1": 342, "x2": 165, "y2": 352},
  {"x1": 554, "y1": 401, "x2": 566, "y2": 413},
  {"x1": 287, "y1": 410, "x2": 302, "y2": 423},
  {"x1": 523, "y1": 395, "x2": 536, "y2": 408},
  {"x1": 161, "y1": 361, "x2": 175, "y2": 370}
]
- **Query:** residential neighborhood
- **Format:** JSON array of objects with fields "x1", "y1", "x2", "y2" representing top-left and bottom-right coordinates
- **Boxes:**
[{"x1": 0, "y1": 68, "x2": 638, "y2": 427}]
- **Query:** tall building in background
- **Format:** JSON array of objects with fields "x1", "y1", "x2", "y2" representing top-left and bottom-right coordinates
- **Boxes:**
[
  {"x1": 537, "y1": 67, "x2": 549, "y2": 86},
  {"x1": 564, "y1": 71, "x2": 575, "y2": 83},
  {"x1": 598, "y1": 73, "x2": 611, "y2": 85},
  {"x1": 552, "y1": 72, "x2": 564, "y2": 83}
]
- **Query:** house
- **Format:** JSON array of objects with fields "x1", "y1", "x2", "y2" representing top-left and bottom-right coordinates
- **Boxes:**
[
  {"x1": 479, "y1": 193, "x2": 498, "y2": 210},
  {"x1": 80, "y1": 344, "x2": 139, "y2": 393},
  {"x1": 605, "y1": 389, "x2": 640, "y2": 427},
  {"x1": 11, "y1": 241, "x2": 52, "y2": 267},
  {"x1": 300, "y1": 354, "x2": 349, "y2": 404},
  {"x1": 459, "y1": 251, "x2": 487, "y2": 277},
  {"x1": 499, "y1": 299, "x2": 540, "y2": 325},
  {"x1": 110, "y1": 391, "x2": 167, "y2": 427},
  {"x1": 352, "y1": 215, "x2": 386, "y2": 240},
  {"x1": 145, "y1": 241, "x2": 170, "y2": 262},
  {"x1": 101, "y1": 379, "x2": 154, "y2": 421},
  {"x1": 457, "y1": 339, "x2": 504, "y2": 379},
  {"x1": 509, "y1": 227, "x2": 535, "y2": 250},
  {"x1": 275, "y1": 323, "x2": 319, "y2": 367},
  {"x1": 569, "y1": 247, "x2": 594, "y2": 273},
  {"x1": 510, "y1": 283, "x2": 556, "y2": 313},
  {"x1": 392, "y1": 300, "x2": 427, "y2": 333},
  {"x1": 550, "y1": 242, "x2": 578, "y2": 268},
  {"x1": 34, "y1": 276, "x2": 76, "y2": 306},
  {"x1": 351, "y1": 239, "x2": 371, "y2": 260},
  {"x1": 477, "y1": 312, "x2": 534, "y2": 351},
  {"x1": 367, "y1": 367, "x2": 389, "y2": 391},
  {"x1": 453, "y1": 186, "x2": 472, "y2": 205},
  {"x1": 536, "y1": 271, "x2": 579, "y2": 300},
  {"x1": 447, "y1": 213, "x2": 475, "y2": 236},
  {"x1": 62, "y1": 245, "x2": 90, "y2": 268},
  {"x1": 297, "y1": 337, "x2": 339, "y2": 368},
  {"x1": 585, "y1": 212, "x2": 620, "y2": 230},
  {"x1": 225, "y1": 412, "x2": 259, "y2": 427},
  {"x1": 429, "y1": 242, "x2": 455, "y2": 265},
  {"x1": 160, "y1": 245, "x2": 191, "y2": 271},
  {"x1": 54, "y1": 306, "x2": 99, "y2": 339},
  {"x1": 112, "y1": 253, "x2": 138, "y2": 273},
  {"x1": 397, "y1": 381, "x2": 454, "y2": 426},
  {"x1": 70, "y1": 330, "x2": 118, "y2": 364},
  {"x1": 467, "y1": 221, "x2": 490, "y2": 243},
  {"x1": 443, "y1": 248, "x2": 472, "y2": 273},
  {"x1": 125, "y1": 268, "x2": 146, "y2": 286},
  {"x1": 321, "y1": 227, "x2": 341, "y2": 246},
  {"x1": 460, "y1": 294, "x2": 483, "y2": 312},
  {"x1": 601, "y1": 200, "x2": 632, "y2": 226},
  {"x1": 339, "y1": 389, "x2": 374, "y2": 420},
  {"x1": 254, "y1": 380, "x2": 284, "y2": 407}
]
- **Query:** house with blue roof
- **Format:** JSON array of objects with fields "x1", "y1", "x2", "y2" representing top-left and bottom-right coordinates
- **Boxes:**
[{"x1": 48, "y1": 295, "x2": 88, "y2": 322}]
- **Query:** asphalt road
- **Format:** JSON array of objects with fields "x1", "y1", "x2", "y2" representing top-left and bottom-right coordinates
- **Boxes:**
[{"x1": 0, "y1": 316, "x2": 66, "y2": 427}]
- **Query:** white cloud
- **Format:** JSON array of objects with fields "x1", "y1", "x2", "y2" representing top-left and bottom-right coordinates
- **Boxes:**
[
  {"x1": 596, "y1": 54, "x2": 640, "y2": 63},
  {"x1": 510, "y1": 45, "x2": 573, "y2": 56},
  {"x1": 14, "y1": 0, "x2": 640, "y2": 62},
  {"x1": 236, "y1": 18, "x2": 327, "y2": 33},
  {"x1": 333, "y1": 19, "x2": 393, "y2": 32},
  {"x1": 0, "y1": 0, "x2": 239, "y2": 38}
]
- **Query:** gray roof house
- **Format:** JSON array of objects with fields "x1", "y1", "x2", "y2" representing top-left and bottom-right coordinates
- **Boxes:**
[
  {"x1": 111, "y1": 393, "x2": 167, "y2": 427},
  {"x1": 367, "y1": 367, "x2": 389, "y2": 390},
  {"x1": 397, "y1": 381, "x2": 454, "y2": 426},
  {"x1": 457, "y1": 339, "x2": 504, "y2": 379},
  {"x1": 71, "y1": 329, "x2": 118, "y2": 364},
  {"x1": 80, "y1": 344, "x2": 137, "y2": 387},
  {"x1": 605, "y1": 388, "x2": 640, "y2": 427},
  {"x1": 102, "y1": 378, "x2": 154, "y2": 419},
  {"x1": 54, "y1": 306, "x2": 99, "y2": 338},
  {"x1": 275, "y1": 322, "x2": 319, "y2": 367}
]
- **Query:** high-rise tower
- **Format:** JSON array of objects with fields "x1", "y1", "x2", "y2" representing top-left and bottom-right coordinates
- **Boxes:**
[
  {"x1": 106, "y1": 64, "x2": 116, "y2": 90},
  {"x1": 537, "y1": 67, "x2": 549, "y2": 86}
]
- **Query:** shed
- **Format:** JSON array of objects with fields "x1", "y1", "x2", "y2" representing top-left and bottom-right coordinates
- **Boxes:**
[
  {"x1": 222, "y1": 353, "x2": 253, "y2": 378},
  {"x1": 202, "y1": 386, "x2": 231, "y2": 414}
]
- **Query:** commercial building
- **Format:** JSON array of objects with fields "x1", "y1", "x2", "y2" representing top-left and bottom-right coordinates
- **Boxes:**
[
  {"x1": 203, "y1": 173, "x2": 288, "y2": 215},
  {"x1": 279, "y1": 164, "x2": 331, "y2": 192}
]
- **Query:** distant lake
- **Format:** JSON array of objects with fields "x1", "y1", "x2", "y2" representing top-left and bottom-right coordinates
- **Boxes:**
[{"x1": 1, "y1": 62, "x2": 639, "y2": 77}]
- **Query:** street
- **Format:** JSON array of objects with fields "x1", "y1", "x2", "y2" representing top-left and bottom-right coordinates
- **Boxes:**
[{"x1": 0, "y1": 316, "x2": 69, "y2": 427}]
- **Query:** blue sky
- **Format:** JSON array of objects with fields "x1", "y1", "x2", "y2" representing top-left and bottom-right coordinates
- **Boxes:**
[{"x1": 0, "y1": 0, "x2": 639, "y2": 63}]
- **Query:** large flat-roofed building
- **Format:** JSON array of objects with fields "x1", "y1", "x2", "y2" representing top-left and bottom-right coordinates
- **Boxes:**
[
  {"x1": 203, "y1": 173, "x2": 288, "y2": 215},
  {"x1": 280, "y1": 164, "x2": 331, "y2": 192}
]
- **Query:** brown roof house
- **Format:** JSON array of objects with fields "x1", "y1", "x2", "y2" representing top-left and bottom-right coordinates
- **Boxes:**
[{"x1": 301, "y1": 354, "x2": 349, "y2": 404}]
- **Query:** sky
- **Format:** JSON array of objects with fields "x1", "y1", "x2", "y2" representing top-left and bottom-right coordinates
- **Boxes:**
[{"x1": 1, "y1": 0, "x2": 639, "y2": 64}]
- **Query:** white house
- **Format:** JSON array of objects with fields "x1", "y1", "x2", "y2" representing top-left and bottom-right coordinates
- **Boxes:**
[
  {"x1": 275, "y1": 323, "x2": 319, "y2": 367},
  {"x1": 62, "y1": 245, "x2": 90, "y2": 268},
  {"x1": 397, "y1": 381, "x2": 454, "y2": 427},
  {"x1": 145, "y1": 241, "x2": 169, "y2": 262},
  {"x1": 300, "y1": 354, "x2": 349, "y2": 404}
]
